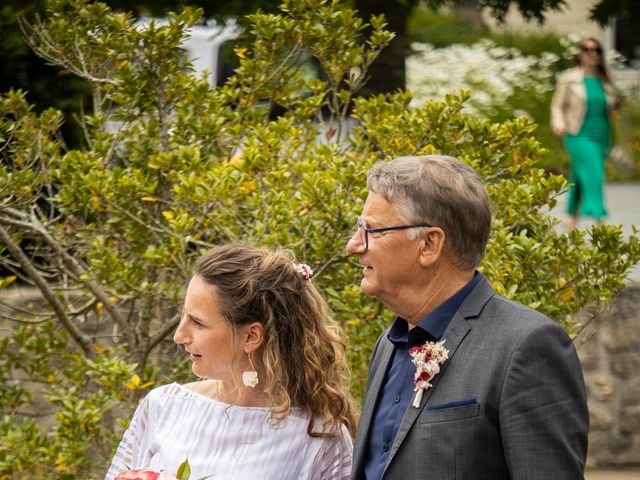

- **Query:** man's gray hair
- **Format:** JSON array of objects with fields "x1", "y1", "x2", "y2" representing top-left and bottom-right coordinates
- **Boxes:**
[{"x1": 367, "y1": 155, "x2": 492, "y2": 270}]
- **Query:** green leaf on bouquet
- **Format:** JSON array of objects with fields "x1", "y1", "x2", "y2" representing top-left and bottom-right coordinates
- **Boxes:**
[{"x1": 177, "y1": 458, "x2": 191, "y2": 480}]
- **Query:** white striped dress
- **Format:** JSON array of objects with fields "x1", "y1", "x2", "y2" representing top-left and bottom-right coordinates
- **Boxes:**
[{"x1": 105, "y1": 383, "x2": 353, "y2": 479}]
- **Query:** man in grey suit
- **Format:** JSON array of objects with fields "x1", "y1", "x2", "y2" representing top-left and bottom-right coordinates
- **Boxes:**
[{"x1": 347, "y1": 155, "x2": 588, "y2": 479}]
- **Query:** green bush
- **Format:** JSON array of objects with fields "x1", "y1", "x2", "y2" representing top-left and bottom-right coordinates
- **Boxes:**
[{"x1": 0, "y1": 0, "x2": 639, "y2": 477}]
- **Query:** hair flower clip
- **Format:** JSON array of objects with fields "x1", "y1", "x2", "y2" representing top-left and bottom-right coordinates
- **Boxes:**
[{"x1": 294, "y1": 263, "x2": 314, "y2": 282}]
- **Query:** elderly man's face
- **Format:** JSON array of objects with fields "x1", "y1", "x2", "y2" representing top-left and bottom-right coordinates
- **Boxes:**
[{"x1": 346, "y1": 192, "x2": 424, "y2": 304}]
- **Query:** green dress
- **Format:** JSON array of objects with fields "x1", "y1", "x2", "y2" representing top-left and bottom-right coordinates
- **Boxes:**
[{"x1": 565, "y1": 75, "x2": 610, "y2": 220}]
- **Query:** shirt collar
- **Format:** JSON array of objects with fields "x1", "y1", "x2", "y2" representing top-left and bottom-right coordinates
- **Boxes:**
[{"x1": 387, "y1": 272, "x2": 483, "y2": 347}]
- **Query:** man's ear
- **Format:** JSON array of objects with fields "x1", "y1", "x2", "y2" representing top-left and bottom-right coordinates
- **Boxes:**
[
  {"x1": 418, "y1": 227, "x2": 446, "y2": 267},
  {"x1": 243, "y1": 322, "x2": 265, "y2": 354}
]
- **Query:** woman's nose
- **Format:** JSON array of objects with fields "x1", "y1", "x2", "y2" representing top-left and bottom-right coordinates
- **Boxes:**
[{"x1": 173, "y1": 319, "x2": 189, "y2": 345}]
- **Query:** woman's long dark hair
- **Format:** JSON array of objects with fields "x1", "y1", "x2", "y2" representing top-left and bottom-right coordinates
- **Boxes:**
[{"x1": 576, "y1": 37, "x2": 611, "y2": 84}]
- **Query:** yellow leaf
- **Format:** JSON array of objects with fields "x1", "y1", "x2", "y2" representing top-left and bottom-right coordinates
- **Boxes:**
[
  {"x1": 419, "y1": 144, "x2": 437, "y2": 155},
  {"x1": 561, "y1": 289, "x2": 574, "y2": 302},
  {"x1": 141, "y1": 196, "x2": 158, "y2": 202},
  {"x1": 55, "y1": 453, "x2": 70, "y2": 472},
  {"x1": 125, "y1": 373, "x2": 141, "y2": 390},
  {"x1": 227, "y1": 152, "x2": 243, "y2": 165},
  {"x1": 90, "y1": 196, "x2": 99, "y2": 210},
  {"x1": 558, "y1": 277, "x2": 567, "y2": 287},
  {"x1": 240, "y1": 181, "x2": 256, "y2": 193},
  {"x1": 95, "y1": 302, "x2": 104, "y2": 315},
  {"x1": 162, "y1": 211, "x2": 174, "y2": 220},
  {"x1": 234, "y1": 47, "x2": 247, "y2": 59},
  {"x1": 92, "y1": 343, "x2": 103, "y2": 354},
  {"x1": 0, "y1": 275, "x2": 17, "y2": 288},
  {"x1": 298, "y1": 206, "x2": 310, "y2": 217}
]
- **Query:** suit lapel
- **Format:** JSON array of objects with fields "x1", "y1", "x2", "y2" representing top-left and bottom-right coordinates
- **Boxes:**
[
  {"x1": 353, "y1": 336, "x2": 395, "y2": 478},
  {"x1": 384, "y1": 278, "x2": 496, "y2": 471},
  {"x1": 385, "y1": 312, "x2": 471, "y2": 468}
]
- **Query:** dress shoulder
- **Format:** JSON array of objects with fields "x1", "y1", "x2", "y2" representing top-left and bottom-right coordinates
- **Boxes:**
[{"x1": 106, "y1": 383, "x2": 353, "y2": 479}]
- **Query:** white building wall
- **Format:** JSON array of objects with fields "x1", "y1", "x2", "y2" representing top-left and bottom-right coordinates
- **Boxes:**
[{"x1": 483, "y1": 0, "x2": 611, "y2": 48}]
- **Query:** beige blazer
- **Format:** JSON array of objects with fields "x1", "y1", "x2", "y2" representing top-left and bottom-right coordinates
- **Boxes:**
[{"x1": 550, "y1": 67, "x2": 616, "y2": 135}]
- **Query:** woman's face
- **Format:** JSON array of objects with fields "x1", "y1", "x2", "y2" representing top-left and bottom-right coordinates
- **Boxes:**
[
  {"x1": 578, "y1": 40, "x2": 602, "y2": 70},
  {"x1": 173, "y1": 275, "x2": 241, "y2": 381}
]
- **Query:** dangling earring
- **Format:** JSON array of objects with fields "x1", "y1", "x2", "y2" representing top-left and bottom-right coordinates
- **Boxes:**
[{"x1": 242, "y1": 353, "x2": 259, "y2": 388}]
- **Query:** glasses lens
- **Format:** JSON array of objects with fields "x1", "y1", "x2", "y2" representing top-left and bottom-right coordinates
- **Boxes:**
[{"x1": 357, "y1": 216, "x2": 368, "y2": 249}]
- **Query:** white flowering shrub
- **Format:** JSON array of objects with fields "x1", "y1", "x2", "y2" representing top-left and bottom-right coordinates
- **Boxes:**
[
  {"x1": 408, "y1": 35, "x2": 638, "y2": 177},
  {"x1": 407, "y1": 39, "x2": 560, "y2": 118}
]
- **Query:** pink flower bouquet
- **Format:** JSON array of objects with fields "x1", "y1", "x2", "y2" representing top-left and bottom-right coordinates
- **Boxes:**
[
  {"x1": 115, "y1": 459, "x2": 191, "y2": 480},
  {"x1": 115, "y1": 469, "x2": 178, "y2": 480}
]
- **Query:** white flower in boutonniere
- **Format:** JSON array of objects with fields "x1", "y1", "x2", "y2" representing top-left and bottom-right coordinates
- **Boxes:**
[{"x1": 409, "y1": 340, "x2": 449, "y2": 408}]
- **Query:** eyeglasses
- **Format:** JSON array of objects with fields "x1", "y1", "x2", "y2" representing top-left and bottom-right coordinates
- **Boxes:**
[
  {"x1": 356, "y1": 216, "x2": 432, "y2": 251},
  {"x1": 580, "y1": 46, "x2": 602, "y2": 55}
]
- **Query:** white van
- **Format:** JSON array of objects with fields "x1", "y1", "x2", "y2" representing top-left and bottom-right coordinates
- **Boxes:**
[{"x1": 134, "y1": 18, "x2": 242, "y2": 87}]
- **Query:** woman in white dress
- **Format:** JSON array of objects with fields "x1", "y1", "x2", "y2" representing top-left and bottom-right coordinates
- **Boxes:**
[{"x1": 106, "y1": 244, "x2": 357, "y2": 480}]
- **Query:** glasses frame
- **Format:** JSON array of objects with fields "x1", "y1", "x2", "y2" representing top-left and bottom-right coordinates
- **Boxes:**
[
  {"x1": 580, "y1": 46, "x2": 602, "y2": 55},
  {"x1": 357, "y1": 215, "x2": 433, "y2": 251}
]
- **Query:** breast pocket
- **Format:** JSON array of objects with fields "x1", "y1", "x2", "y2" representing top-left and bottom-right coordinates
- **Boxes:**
[{"x1": 418, "y1": 402, "x2": 481, "y2": 424}]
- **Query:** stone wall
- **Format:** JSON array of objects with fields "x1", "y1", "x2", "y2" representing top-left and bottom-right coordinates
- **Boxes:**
[{"x1": 577, "y1": 286, "x2": 640, "y2": 467}]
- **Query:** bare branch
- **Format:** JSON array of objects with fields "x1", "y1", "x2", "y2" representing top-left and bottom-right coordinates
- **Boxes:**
[
  {"x1": 0, "y1": 297, "x2": 56, "y2": 317},
  {"x1": 147, "y1": 312, "x2": 181, "y2": 355},
  {"x1": 18, "y1": 16, "x2": 120, "y2": 87},
  {"x1": 0, "y1": 224, "x2": 93, "y2": 355},
  {"x1": 0, "y1": 206, "x2": 132, "y2": 345},
  {"x1": 312, "y1": 247, "x2": 345, "y2": 279},
  {"x1": 29, "y1": 213, "x2": 133, "y2": 343},
  {"x1": 1, "y1": 315, "x2": 55, "y2": 325}
]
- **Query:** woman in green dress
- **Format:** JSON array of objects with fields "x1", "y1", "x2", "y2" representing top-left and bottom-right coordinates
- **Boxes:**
[{"x1": 551, "y1": 37, "x2": 621, "y2": 228}]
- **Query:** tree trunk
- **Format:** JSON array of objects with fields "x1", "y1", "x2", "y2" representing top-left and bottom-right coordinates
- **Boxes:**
[{"x1": 355, "y1": 0, "x2": 415, "y2": 95}]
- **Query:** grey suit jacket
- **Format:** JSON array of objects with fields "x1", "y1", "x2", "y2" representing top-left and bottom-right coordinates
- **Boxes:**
[{"x1": 352, "y1": 278, "x2": 588, "y2": 480}]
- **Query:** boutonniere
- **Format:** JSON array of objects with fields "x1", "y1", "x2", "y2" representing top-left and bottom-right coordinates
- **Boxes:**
[{"x1": 409, "y1": 340, "x2": 449, "y2": 408}]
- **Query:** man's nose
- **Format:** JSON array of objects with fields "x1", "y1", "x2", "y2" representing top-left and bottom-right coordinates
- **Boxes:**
[{"x1": 346, "y1": 229, "x2": 365, "y2": 254}]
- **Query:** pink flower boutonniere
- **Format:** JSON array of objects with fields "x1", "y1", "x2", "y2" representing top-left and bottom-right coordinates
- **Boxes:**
[{"x1": 409, "y1": 340, "x2": 449, "y2": 408}]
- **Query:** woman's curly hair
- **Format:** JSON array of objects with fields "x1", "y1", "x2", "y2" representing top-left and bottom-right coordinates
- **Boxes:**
[{"x1": 194, "y1": 243, "x2": 358, "y2": 438}]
